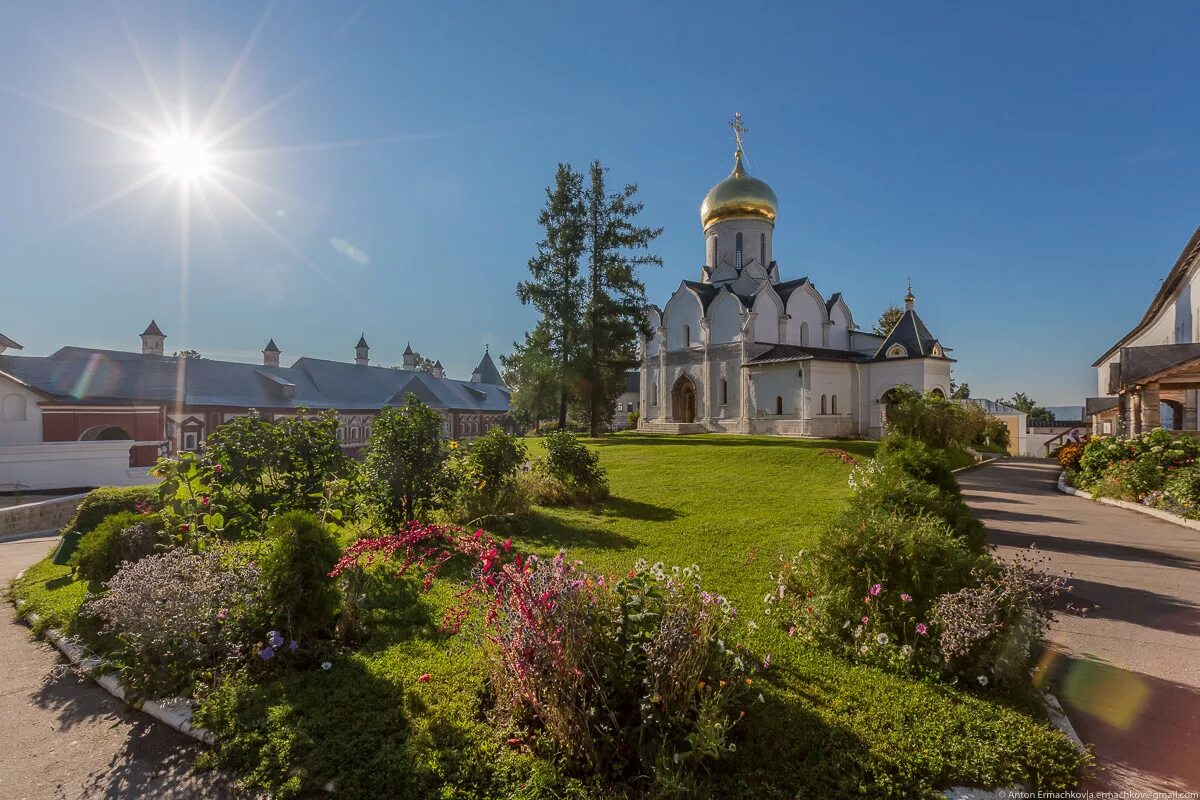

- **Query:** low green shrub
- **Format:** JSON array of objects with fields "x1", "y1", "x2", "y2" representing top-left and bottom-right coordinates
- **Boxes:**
[
  {"x1": 876, "y1": 435, "x2": 959, "y2": 494},
  {"x1": 1077, "y1": 429, "x2": 1200, "y2": 492},
  {"x1": 260, "y1": 512, "x2": 342, "y2": 643},
  {"x1": 1144, "y1": 463, "x2": 1200, "y2": 517},
  {"x1": 768, "y1": 505, "x2": 980, "y2": 673},
  {"x1": 63, "y1": 485, "x2": 157, "y2": 535},
  {"x1": 627, "y1": 410, "x2": 640, "y2": 429},
  {"x1": 883, "y1": 388, "x2": 986, "y2": 449},
  {"x1": 70, "y1": 510, "x2": 169, "y2": 584},
  {"x1": 1092, "y1": 458, "x2": 1163, "y2": 502},
  {"x1": 854, "y1": 459, "x2": 987, "y2": 552},
  {"x1": 529, "y1": 431, "x2": 608, "y2": 506}
]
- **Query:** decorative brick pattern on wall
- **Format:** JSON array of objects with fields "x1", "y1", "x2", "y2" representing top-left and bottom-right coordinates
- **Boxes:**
[{"x1": 0, "y1": 493, "x2": 86, "y2": 537}]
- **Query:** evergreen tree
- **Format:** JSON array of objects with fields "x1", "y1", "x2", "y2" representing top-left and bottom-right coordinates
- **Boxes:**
[
  {"x1": 578, "y1": 161, "x2": 662, "y2": 436},
  {"x1": 500, "y1": 324, "x2": 560, "y2": 432},
  {"x1": 873, "y1": 304, "x2": 904, "y2": 336},
  {"x1": 516, "y1": 164, "x2": 586, "y2": 428}
]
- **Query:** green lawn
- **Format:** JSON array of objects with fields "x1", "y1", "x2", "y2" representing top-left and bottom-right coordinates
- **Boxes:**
[{"x1": 8, "y1": 434, "x2": 1084, "y2": 799}]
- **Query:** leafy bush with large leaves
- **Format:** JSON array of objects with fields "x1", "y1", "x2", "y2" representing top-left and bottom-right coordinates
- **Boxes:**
[
  {"x1": 204, "y1": 409, "x2": 352, "y2": 532},
  {"x1": 363, "y1": 395, "x2": 448, "y2": 525}
]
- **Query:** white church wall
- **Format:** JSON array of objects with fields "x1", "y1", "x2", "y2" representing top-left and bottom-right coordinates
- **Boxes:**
[
  {"x1": 828, "y1": 304, "x2": 852, "y2": 351},
  {"x1": 711, "y1": 359, "x2": 741, "y2": 419},
  {"x1": 751, "y1": 302, "x2": 782, "y2": 344},
  {"x1": 750, "y1": 366, "x2": 802, "y2": 417},
  {"x1": 708, "y1": 294, "x2": 742, "y2": 344},
  {"x1": 664, "y1": 291, "x2": 703, "y2": 351},
  {"x1": 785, "y1": 288, "x2": 827, "y2": 346},
  {"x1": 643, "y1": 363, "x2": 662, "y2": 418},
  {"x1": 0, "y1": 376, "x2": 43, "y2": 446}
]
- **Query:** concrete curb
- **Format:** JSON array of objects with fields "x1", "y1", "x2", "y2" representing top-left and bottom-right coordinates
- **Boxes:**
[
  {"x1": 0, "y1": 529, "x2": 61, "y2": 544},
  {"x1": 12, "y1": 602, "x2": 215, "y2": 745},
  {"x1": 1056, "y1": 472, "x2": 1200, "y2": 532}
]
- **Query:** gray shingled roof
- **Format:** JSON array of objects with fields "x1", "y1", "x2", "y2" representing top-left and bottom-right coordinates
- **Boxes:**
[
  {"x1": 356, "y1": 334, "x2": 369, "y2": 349},
  {"x1": 872, "y1": 308, "x2": 950, "y2": 361},
  {"x1": 681, "y1": 280, "x2": 718, "y2": 311},
  {"x1": 0, "y1": 332, "x2": 22, "y2": 350},
  {"x1": 1116, "y1": 343, "x2": 1200, "y2": 385},
  {"x1": 141, "y1": 320, "x2": 165, "y2": 337},
  {"x1": 1085, "y1": 396, "x2": 1120, "y2": 415},
  {"x1": 744, "y1": 344, "x2": 868, "y2": 366},
  {"x1": 471, "y1": 350, "x2": 504, "y2": 386},
  {"x1": 263, "y1": 339, "x2": 280, "y2": 353},
  {"x1": 0, "y1": 347, "x2": 510, "y2": 413}
]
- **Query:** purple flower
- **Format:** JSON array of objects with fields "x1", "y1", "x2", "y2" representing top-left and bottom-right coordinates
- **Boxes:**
[
  {"x1": 259, "y1": 647, "x2": 275, "y2": 661},
  {"x1": 861, "y1": 615, "x2": 870, "y2": 624},
  {"x1": 268, "y1": 631, "x2": 284, "y2": 649},
  {"x1": 217, "y1": 607, "x2": 230, "y2": 620},
  {"x1": 915, "y1": 622, "x2": 928, "y2": 636},
  {"x1": 289, "y1": 640, "x2": 299, "y2": 652},
  {"x1": 869, "y1": 583, "x2": 882, "y2": 597},
  {"x1": 762, "y1": 653, "x2": 772, "y2": 670},
  {"x1": 900, "y1": 593, "x2": 912, "y2": 603}
]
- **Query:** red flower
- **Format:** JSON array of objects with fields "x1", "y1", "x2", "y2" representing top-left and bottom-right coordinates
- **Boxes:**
[
  {"x1": 417, "y1": 673, "x2": 431, "y2": 683},
  {"x1": 179, "y1": 523, "x2": 189, "y2": 533},
  {"x1": 502, "y1": 538, "x2": 512, "y2": 552}
]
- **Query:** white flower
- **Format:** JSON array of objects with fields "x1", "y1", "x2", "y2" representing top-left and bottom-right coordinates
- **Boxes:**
[
  {"x1": 860, "y1": 644, "x2": 870, "y2": 654},
  {"x1": 673, "y1": 752, "x2": 681, "y2": 764},
  {"x1": 876, "y1": 633, "x2": 889, "y2": 645},
  {"x1": 747, "y1": 621, "x2": 759, "y2": 632},
  {"x1": 977, "y1": 675, "x2": 989, "y2": 687},
  {"x1": 758, "y1": 693, "x2": 765, "y2": 703},
  {"x1": 852, "y1": 625, "x2": 863, "y2": 638},
  {"x1": 728, "y1": 743, "x2": 737, "y2": 752},
  {"x1": 321, "y1": 661, "x2": 333, "y2": 671},
  {"x1": 842, "y1": 620, "x2": 851, "y2": 629},
  {"x1": 900, "y1": 645, "x2": 913, "y2": 658}
]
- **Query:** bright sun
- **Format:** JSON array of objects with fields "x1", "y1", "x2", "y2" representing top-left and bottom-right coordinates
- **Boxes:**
[{"x1": 153, "y1": 133, "x2": 214, "y2": 182}]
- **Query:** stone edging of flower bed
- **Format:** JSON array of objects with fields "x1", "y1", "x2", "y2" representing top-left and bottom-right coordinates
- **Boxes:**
[
  {"x1": 10, "y1": 573, "x2": 214, "y2": 746},
  {"x1": 1057, "y1": 472, "x2": 1200, "y2": 533}
]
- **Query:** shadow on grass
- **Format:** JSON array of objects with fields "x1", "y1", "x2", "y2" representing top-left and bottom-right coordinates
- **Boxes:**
[{"x1": 517, "y1": 509, "x2": 640, "y2": 552}]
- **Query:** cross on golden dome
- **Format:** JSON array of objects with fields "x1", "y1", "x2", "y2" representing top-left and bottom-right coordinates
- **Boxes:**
[{"x1": 729, "y1": 112, "x2": 748, "y2": 154}]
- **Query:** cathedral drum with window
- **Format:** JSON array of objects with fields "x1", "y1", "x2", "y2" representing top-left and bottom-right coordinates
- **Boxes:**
[{"x1": 638, "y1": 114, "x2": 953, "y2": 438}]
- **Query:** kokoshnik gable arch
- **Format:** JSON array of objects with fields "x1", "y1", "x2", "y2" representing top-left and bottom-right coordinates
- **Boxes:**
[{"x1": 638, "y1": 114, "x2": 952, "y2": 438}]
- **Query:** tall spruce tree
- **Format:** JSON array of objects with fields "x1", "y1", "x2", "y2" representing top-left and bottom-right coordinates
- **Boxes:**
[
  {"x1": 516, "y1": 164, "x2": 586, "y2": 427},
  {"x1": 580, "y1": 161, "x2": 662, "y2": 436}
]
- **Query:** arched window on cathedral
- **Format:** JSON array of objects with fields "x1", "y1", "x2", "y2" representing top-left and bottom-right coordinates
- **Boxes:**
[
  {"x1": 820, "y1": 395, "x2": 827, "y2": 415},
  {"x1": 775, "y1": 396, "x2": 783, "y2": 415},
  {"x1": 720, "y1": 378, "x2": 728, "y2": 405},
  {"x1": 682, "y1": 324, "x2": 690, "y2": 347},
  {"x1": 735, "y1": 233, "x2": 743, "y2": 270},
  {"x1": 713, "y1": 236, "x2": 719, "y2": 265},
  {"x1": 800, "y1": 321, "x2": 809, "y2": 346},
  {"x1": 831, "y1": 395, "x2": 838, "y2": 414},
  {"x1": 760, "y1": 233, "x2": 766, "y2": 265}
]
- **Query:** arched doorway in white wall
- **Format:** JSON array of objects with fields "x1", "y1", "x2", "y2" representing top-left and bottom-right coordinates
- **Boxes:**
[{"x1": 671, "y1": 374, "x2": 697, "y2": 423}]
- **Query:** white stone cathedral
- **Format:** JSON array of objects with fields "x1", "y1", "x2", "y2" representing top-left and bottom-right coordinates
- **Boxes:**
[{"x1": 639, "y1": 115, "x2": 952, "y2": 438}]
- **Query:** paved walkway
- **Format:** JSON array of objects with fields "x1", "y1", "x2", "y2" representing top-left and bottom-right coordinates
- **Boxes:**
[
  {"x1": 0, "y1": 536, "x2": 240, "y2": 799},
  {"x1": 960, "y1": 459, "x2": 1200, "y2": 792}
]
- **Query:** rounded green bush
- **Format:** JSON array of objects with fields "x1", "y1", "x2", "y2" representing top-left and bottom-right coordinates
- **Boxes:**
[
  {"x1": 70, "y1": 510, "x2": 168, "y2": 584},
  {"x1": 876, "y1": 435, "x2": 959, "y2": 495},
  {"x1": 260, "y1": 511, "x2": 342, "y2": 642}
]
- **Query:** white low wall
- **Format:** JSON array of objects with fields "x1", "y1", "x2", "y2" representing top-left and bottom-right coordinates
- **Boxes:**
[{"x1": 0, "y1": 442, "x2": 157, "y2": 491}]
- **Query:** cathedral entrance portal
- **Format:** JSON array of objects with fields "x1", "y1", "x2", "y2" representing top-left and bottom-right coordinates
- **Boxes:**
[{"x1": 671, "y1": 374, "x2": 697, "y2": 423}]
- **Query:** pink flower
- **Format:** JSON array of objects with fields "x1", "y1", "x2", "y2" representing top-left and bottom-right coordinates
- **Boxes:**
[
  {"x1": 900, "y1": 593, "x2": 912, "y2": 603},
  {"x1": 915, "y1": 623, "x2": 928, "y2": 636},
  {"x1": 869, "y1": 583, "x2": 882, "y2": 597},
  {"x1": 200, "y1": 495, "x2": 210, "y2": 506},
  {"x1": 787, "y1": 625, "x2": 797, "y2": 637},
  {"x1": 212, "y1": 464, "x2": 223, "y2": 474},
  {"x1": 861, "y1": 615, "x2": 870, "y2": 625},
  {"x1": 417, "y1": 673, "x2": 431, "y2": 683}
]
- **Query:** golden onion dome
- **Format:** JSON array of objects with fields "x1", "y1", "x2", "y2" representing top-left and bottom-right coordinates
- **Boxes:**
[{"x1": 699, "y1": 150, "x2": 778, "y2": 229}]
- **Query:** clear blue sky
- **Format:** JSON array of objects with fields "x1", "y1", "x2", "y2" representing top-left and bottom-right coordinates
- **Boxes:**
[{"x1": 2, "y1": 1, "x2": 1198, "y2": 406}]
